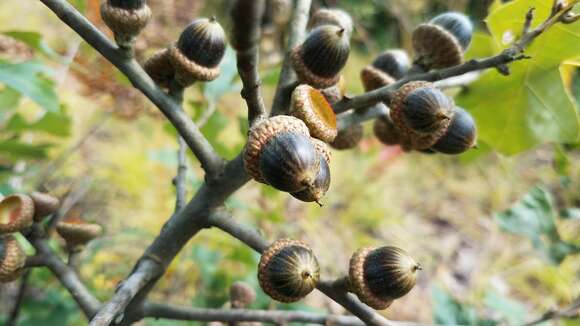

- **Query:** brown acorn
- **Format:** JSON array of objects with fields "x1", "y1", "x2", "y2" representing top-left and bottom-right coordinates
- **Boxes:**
[
  {"x1": 291, "y1": 25, "x2": 350, "y2": 88},
  {"x1": 168, "y1": 17, "x2": 227, "y2": 87},
  {"x1": 143, "y1": 49, "x2": 175, "y2": 88},
  {"x1": 361, "y1": 50, "x2": 410, "y2": 92},
  {"x1": 308, "y1": 8, "x2": 354, "y2": 37},
  {"x1": 100, "y1": 0, "x2": 151, "y2": 48},
  {"x1": 230, "y1": 281, "x2": 257, "y2": 308},
  {"x1": 290, "y1": 84, "x2": 338, "y2": 143},
  {"x1": 373, "y1": 116, "x2": 403, "y2": 146},
  {"x1": 291, "y1": 138, "x2": 331, "y2": 205},
  {"x1": 0, "y1": 194, "x2": 34, "y2": 234},
  {"x1": 349, "y1": 246, "x2": 421, "y2": 310},
  {"x1": 29, "y1": 192, "x2": 59, "y2": 222},
  {"x1": 56, "y1": 217, "x2": 103, "y2": 251},
  {"x1": 330, "y1": 124, "x2": 364, "y2": 150},
  {"x1": 258, "y1": 239, "x2": 320, "y2": 303},
  {"x1": 431, "y1": 107, "x2": 477, "y2": 155},
  {"x1": 0, "y1": 234, "x2": 26, "y2": 283}
]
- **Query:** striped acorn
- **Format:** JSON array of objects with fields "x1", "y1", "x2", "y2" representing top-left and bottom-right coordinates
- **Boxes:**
[
  {"x1": 0, "y1": 234, "x2": 26, "y2": 283},
  {"x1": 291, "y1": 25, "x2": 350, "y2": 88},
  {"x1": 258, "y1": 239, "x2": 320, "y2": 303},
  {"x1": 100, "y1": 0, "x2": 151, "y2": 48},
  {"x1": 349, "y1": 246, "x2": 421, "y2": 310},
  {"x1": 56, "y1": 217, "x2": 103, "y2": 251},
  {"x1": 0, "y1": 194, "x2": 34, "y2": 234},
  {"x1": 290, "y1": 84, "x2": 338, "y2": 143},
  {"x1": 30, "y1": 192, "x2": 59, "y2": 222},
  {"x1": 168, "y1": 17, "x2": 226, "y2": 86},
  {"x1": 361, "y1": 49, "x2": 410, "y2": 92},
  {"x1": 330, "y1": 124, "x2": 364, "y2": 150},
  {"x1": 431, "y1": 107, "x2": 477, "y2": 154},
  {"x1": 308, "y1": 8, "x2": 354, "y2": 37},
  {"x1": 412, "y1": 12, "x2": 473, "y2": 69},
  {"x1": 291, "y1": 138, "x2": 331, "y2": 205}
]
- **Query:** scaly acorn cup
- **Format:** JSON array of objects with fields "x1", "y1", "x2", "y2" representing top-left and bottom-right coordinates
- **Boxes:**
[
  {"x1": 143, "y1": 49, "x2": 175, "y2": 88},
  {"x1": 361, "y1": 49, "x2": 411, "y2": 92},
  {"x1": 230, "y1": 0, "x2": 266, "y2": 51},
  {"x1": 0, "y1": 194, "x2": 34, "y2": 234},
  {"x1": 431, "y1": 107, "x2": 477, "y2": 155},
  {"x1": 244, "y1": 115, "x2": 310, "y2": 184},
  {"x1": 349, "y1": 246, "x2": 421, "y2": 310},
  {"x1": 291, "y1": 138, "x2": 331, "y2": 205},
  {"x1": 308, "y1": 8, "x2": 354, "y2": 37},
  {"x1": 291, "y1": 25, "x2": 350, "y2": 89},
  {"x1": 56, "y1": 217, "x2": 103, "y2": 251},
  {"x1": 168, "y1": 17, "x2": 226, "y2": 87},
  {"x1": 0, "y1": 234, "x2": 26, "y2": 283},
  {"x1": 389, "y1": 81, "x2": 453, "y2": 150},
  {"x1": 258, "y1": 239, "x2": 320, "y2": 303},
  {"x1": 412, "y1": 12, "x2": 473, "y2": 69},
  {"x1": 290, "y1": 84, "x2": 338, "y2": 143},
  {"x1": 29, "y1": 192, "x2": 59, "y2": 222},
  {"x1": 100, "y1": 0, "x2": 151, "y2": 48},
  {"x1": 330, "y1": 124, "x2": 364, "y2": 150}
]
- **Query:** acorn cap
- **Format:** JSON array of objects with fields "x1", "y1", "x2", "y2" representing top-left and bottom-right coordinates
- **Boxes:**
[
  {"x1": 371, "y1": 49, "x2": 411, "y2": 80},
  {"x1": 360, "y1": 65, "x2": 396, "y2": 92},
  {"x1": 100, "y1": 1, "x2": 151, "y2": 48},
  {"x1": 244, "y1": 115, "x2": 310, "y2": 184},
  {"x1": 0, "y1": 194, "x2": 34, "y2": 234},
  {"x1": 258, "y1": 239, "x2": 320, "y2": 303},
  {"x1": 310, "y1": 137, "x2": 332, "y2": 165},
  {"x1": 56, "y1": 218, "x2": 103, "y2": 249},
  {"x1": 0, "y1": 234, "x2": 26, "y2": 283},
  {"x1": 143, "y1": 48, "x2": 175, "y2": 89},
  {"x1": 349, "y1": 246, "x2": 420, "y2": 310},
  {"x1": 291, "y1": 25, "x2": 350, "y2": 89},
  {"x1": 330, "y1": 124, "x2": 364, "y2": 150},
  {"x1": 308, "y1": 8, "x2": 354, "y2": 37},
  {"x1": 291, "y1": 154, "x2": 330, "y2": 205},
  {"x1": 168, "y1": 17, "x2": 226, "y2": 86},
  {"x1": 30, "y1": 192, "x2": 59, "y2": 222},
  {"x1": 431, "y1": 107, "x2": 477, "y2": 155},
  {"x1": 290, "y1": 84, "x2": 338, "y2": 143},
  {"x1": 230, "y1": 281, "x2": 257, "y2": 308},
  {"x1": 412, "y1": 23, "x2": 463, "y2": 69},
  {"x1": 430, "y1": 12, "x2": 473, "y2": 50}
]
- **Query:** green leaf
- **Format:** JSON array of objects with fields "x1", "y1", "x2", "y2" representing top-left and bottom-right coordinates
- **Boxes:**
[
  {"x1": 2, "y1": 31, "x2": 60, "y2": 60},
  {"x1": 483, "y1": 291, "x2": 528, "y2": 325},
  {"x1": 456, "y1": 0, "x2": 580, "y2": 154},
  {"x1": 0, "y1": 86, "x2": 21, "y2": 111},
  {"x1": 0, "y1": 60, "x2": 59, "y2": 112},
  {"x1": 0, "y1": 140, "x2": 51, "y2": 160},
  {"x1": 6, "y1": 109, "x2": 71, "y2": 137},
  {"x1": 560, "y1": 208, "x2": 580, "y2": 220},
  {"x1": 432, "y1": 286, "x2": 497, "y2": 325}
]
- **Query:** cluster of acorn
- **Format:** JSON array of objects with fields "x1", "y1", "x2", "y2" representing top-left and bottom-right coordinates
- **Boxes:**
[
  {"x1": 257, "y1": 239, "x2": 421, "y2": 309},
  {"x1": 0, "y1": 193, "x2": 102, "y2": 283}
]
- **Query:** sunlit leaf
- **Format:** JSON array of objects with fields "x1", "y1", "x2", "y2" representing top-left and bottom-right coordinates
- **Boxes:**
[
  {"x1": 6, "y1": 109, "x2": 71, "y2": 137},
  {"x1": 0, "y1": 60, "x2": 59, "y2": 112},
  {"x1": 0, "y1": 140, "x2": 51, "y2": 160},
  {"x1": 2, "y1": 31, "x2": 61, "y2": 60}
]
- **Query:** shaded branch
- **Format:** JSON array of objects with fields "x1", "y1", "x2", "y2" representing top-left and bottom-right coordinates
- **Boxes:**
[
  {"x1": 337, "y1": 103, "x2": 389, "y2": 131},
  {"x1": 173, "y1": 136, "x2": 187, "y2": 211},
  {"x1": 7, "y1": 270, "x2": 32, "y2": 326},
  {"x1": 39, "y1": 0, "x2": 224, "y2": 177}
]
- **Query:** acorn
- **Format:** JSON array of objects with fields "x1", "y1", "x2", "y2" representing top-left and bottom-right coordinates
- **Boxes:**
[
  {"x1": 308, "y1": 8, "x2": 354, "y2": 37},
  {"x1": 29, "y1": 192, "x2": 59, "y2": 222},
  {"x1": 0, "y1": 234, "x2": 26, "y2": 283},
  {"x1": 291, "y1": 138, "x2": 331, "y2": 205},
  {"x1": 258, "y1": 239, "x2": 320, "y2": 303},
  {"x1": 0, "y1": 194, "x2": 34, "y2": 234},
  {"x1": 100, "y1": 0, "x2": 151, "y2": 48},
  {"x1": 143, "y1": 49, "x2": 175, "y2": 88},
  {"x1": 230, "y1": 281, "x2": 257, "y2": 308},
  {"x1": 373, "y1": 116, "x2": 403, "y2": 146},
  {"x1": 244, "y1": 115, "x2": 310, "y2": 184},
  {"x1": 168, "y1": 17, "x2": 226, "y2": 87},
  {"x1": 56, "y1": 217, "x2": 103, "y2": 251},
  {"x1": 431, "y1": 107, "x2": 477, "y2": 154},
  {"x1": 412, "y1": 12, "x2": 473, "y2": 69},
  {"x1": 349, "y1": 246, "x2": 421, "y2": 310},
  {"x1": 361, "y1": 49, "x2": 411, "y2": 92},
  {"x1": 291, "y1": 25, "x2": 350, "y2": 89},
  {"x1": 330, "y1": 124, "x2": 364, "y2": 150},
  {"x1": 389, "y1": 81, "x2": 453, "y2": 150},
  {"x1": 290, "y1": 84, "x2": 338, "y2": 143}
]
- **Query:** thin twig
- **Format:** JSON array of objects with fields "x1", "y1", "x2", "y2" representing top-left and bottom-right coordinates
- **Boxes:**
[
  {"x1": 174, "y1": 136, "x2": 187, "y2": 212},
  {"x1": 7, "y1": 270, "x2": 31, "y2": 326},
  {"x1": 522, "y1": 299, "x2": 580, "y2": 326}
]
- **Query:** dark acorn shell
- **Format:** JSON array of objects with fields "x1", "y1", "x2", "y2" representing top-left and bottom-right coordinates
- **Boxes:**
[
  {"x1": 330, "y1": 124, "x2": 364, "y2": 150},
  {"x1": 258, "y1": 239, "x2": 320, "y2": 303},
  {"x1": 431, "y1": 107, "x2": 477, "y2": 154},
  {"x1": 430, "y1": 12, "x2": 473, "y2": 50},
  {"x1": 372, "y1": 49, "x2": 411, "y2": 80},
  {"x1": 259, "y1": 132, "x2": 320, "y2": 193},
  {"x1": 177, "y1": 17, "x2": 226, "y2": 68},
  {"x1": 291, "y1": 155, "x2": 330, "y2": 205},
  {"x1": 349, "y1": 246, "x2": 421, "y2": 309},
  {"x1": 360, "y1": 66, "x2": 395, "y2": 92},
  {"x1": 302, "y1": 25, "x2": 349, "y2": 78},
  {"x1": 402, "y1": 87, "x2": 454, "y2": 134},
  {"x1": 108, "y1": 0, "x2": 146, "y2": 10}
]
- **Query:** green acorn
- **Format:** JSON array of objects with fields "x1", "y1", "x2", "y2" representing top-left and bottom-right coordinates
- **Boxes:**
[
  {"x1": 0, "y1": 194, "x2": 34, "y2": 234},
  {"x1": 168, "y1": 17, "x2": 227, "y2": 86},
  {"x1": 291, "y1": 25, "x2": 350, "y2": 88},
  {"x1": 0, "y1": 234, "x2": 26, "y2": 283},
  {"x1": 258, "y1": 239, "x2": 320, "y2": 303},
  {"x1": 349, "y1": 246, "x2": 421, "y2": 310},
  {"x1": 100, "y1": 0, "x2": 151, "y2": 48},
  {"x1": 330, "y1": 124, "x2": 364, "y2": 150},
  {"x1": 431, "y1": 107, "x2": 477, "y2": 154}
]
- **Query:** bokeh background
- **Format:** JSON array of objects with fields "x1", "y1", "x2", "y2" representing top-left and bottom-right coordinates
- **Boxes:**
[{"x1": 0, "y1": 0, "x2": 579, "y2": 325}]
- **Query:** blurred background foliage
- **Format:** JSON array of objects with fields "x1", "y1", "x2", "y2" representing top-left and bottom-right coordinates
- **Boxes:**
[{"x1": 0, "y1": 0, "x2": 579, "y2": 325}]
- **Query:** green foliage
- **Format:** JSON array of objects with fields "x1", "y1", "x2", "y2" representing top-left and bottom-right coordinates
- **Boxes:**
[
  {"x1": 456, "y1": 0, "x2": 580, "y2": 154},
  {"x1": 0, "y1": 60, "x2": 59, "y2": 112},
  {"x1": 432, "y1": 286, "x2": 496, "y2": 325},
  {"x1": 1, "y1": 31, "x2": 61, "y2": 60},
  {"x1": 495, "y1": 186, "x2": 580, "y2": 264}
]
